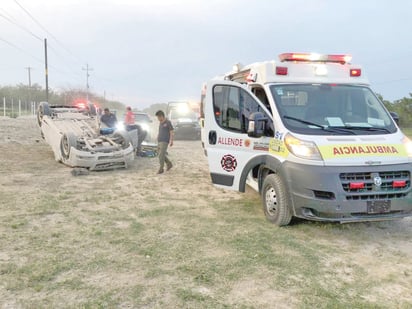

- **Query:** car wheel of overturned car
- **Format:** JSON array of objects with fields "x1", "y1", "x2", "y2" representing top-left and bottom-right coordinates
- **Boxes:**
[
  {"x1": 113, "y1": 131, "x2": 131, "y2": 149},
  {"x1": 60, "y1": 132, "x2": 78, "y2": 159},
  {"x1": 37, "y1": 102, "x2": 51, "y2": 126},
  {"x1": 262, "y1": 173, "x2": 292, "y2": 226}
]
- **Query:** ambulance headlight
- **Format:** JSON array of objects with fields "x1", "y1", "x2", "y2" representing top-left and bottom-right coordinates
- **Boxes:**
[
  {"x1": 403, "y1": 136, "x2": 412, "y2": 158},
  {"x1": 284, "y1": 133, "x2": 322, "y2": 160}
]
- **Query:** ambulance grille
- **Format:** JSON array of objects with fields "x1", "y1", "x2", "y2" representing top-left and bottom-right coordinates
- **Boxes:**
[{"x1": 340, "y1": 171, "x2": 411, "y2": 200}]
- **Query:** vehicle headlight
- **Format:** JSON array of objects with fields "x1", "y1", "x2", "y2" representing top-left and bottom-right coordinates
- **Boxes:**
[
  {"x1": 140, "y1": 123, "x2": 150, "y2": 132},
  {"x1": 284, "y1": 133, "x2": 322, "y2": 160},
  {"x1": 403, "y1": 136, "x2": 412, "y2": 157},
  {"x1": 116, "y1": 122, "x2": 125, "y2": 131}
]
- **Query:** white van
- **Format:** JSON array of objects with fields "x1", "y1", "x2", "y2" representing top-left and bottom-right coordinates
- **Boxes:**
[{"x1": 201, "y1": 53, "x2": 412, "y2": 226}]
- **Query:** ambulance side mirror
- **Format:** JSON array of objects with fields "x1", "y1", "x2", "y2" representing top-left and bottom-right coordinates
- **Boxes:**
[
  {"x1": 248, "y1": 112, "x2": 267, "y2": 138},
  {"x1": 389, "y1": 111, "x2": 399, "y2": 125}
]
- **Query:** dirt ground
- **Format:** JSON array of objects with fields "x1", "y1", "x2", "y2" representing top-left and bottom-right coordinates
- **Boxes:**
[{"x1": 0, "y1": 116, "x2": 411, "y2": 308}]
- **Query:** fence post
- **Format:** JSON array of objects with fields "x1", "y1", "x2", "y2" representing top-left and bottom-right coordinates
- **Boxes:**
[
  {"x1": 3, "y1": 97, "x2": 5, "y2": 117},
  {"x1": 19, "y1": 99, "x2": 21, "y2": 117}
]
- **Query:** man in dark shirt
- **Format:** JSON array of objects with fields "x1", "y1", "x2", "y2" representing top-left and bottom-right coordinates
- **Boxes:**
[
  {"x1": 155, "y1": 110, "x2": 173, "y2": 174},
  {"x1": 100, "y1": 108, "x2": 117, "y2": 128}
]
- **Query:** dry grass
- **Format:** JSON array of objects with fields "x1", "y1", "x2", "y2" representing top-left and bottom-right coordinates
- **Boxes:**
[{"x1": 0, "y1": 117, "x2": 411, "y2": 308}]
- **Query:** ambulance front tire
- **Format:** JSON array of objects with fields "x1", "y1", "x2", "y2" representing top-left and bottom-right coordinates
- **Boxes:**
[{"x1": 261, "y1": 174, "x2": 292, "y2": 226}]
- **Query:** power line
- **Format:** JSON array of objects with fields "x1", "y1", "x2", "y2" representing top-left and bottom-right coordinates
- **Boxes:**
[
  {"x1": 13, "y1": 0, "x2": 85, "y2": 65},
  {"x1": 0, "y1": 36, "x2": 43, "y2": 63},
  {"x1": 0, "y1": 10, "x2": 42, "y2": 41},
  {"x1": 1, "y1": 3, "x2": 85, "y2": 87},
  {"x1": 8, "y1": 1, "x2": 111, "y2": 94},
  {"x1": 0, "y1": 36, "x2": 83, "y2": 86}
]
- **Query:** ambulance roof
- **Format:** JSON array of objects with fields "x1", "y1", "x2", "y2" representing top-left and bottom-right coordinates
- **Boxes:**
[{"x1": 224, "y1": 53, "x2": 370, "y2": 86}]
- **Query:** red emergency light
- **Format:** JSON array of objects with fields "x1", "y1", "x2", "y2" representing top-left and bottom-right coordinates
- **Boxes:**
[
  {"x1": 349, "y1": 182, "x2": 365, "y2": 190},
  {"x1": 279, "y1": 53, "x2": 352, "y2": 64},
  {"x1": 350, "y1": 69, "x2": 362, "y2": 77},
  {"x1": 276, "y1": 66, "x2": 288, "y2": 75},
  {"x1": 392, "y1": 180, "x2": 406, "y2": 188}
]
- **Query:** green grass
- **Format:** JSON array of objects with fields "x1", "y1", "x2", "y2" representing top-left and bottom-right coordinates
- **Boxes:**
[
  {"x1": 0, "y1": 140, "x2": 411, "y2": 308},
  {"x1": 1, "y1": 186, "x2": 412, "y2": 308}
]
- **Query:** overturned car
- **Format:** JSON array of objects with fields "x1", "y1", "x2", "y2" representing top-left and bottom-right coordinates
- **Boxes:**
[{"x1": 37, "y1": 102, "x2": 136, "y2": 171}]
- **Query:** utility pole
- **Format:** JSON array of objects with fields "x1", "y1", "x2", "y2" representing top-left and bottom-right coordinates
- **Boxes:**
[
  {"x1": 25, "y1": 66, "x2": 32, "y2": 110},
  {"x1": 25, "y1": 66, "x2": 32, "y2": 87},
  {"x1": 82, "y1": 64, "x2": 93, "y2": 103},
  {"x1": 44, "y1": 38, "x2": 49, "y2": 102}
]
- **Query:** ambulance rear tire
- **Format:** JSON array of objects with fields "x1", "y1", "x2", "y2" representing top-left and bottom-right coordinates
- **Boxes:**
[{"x1": 262, "y1": 174, "x2": 292, "y2": 226}]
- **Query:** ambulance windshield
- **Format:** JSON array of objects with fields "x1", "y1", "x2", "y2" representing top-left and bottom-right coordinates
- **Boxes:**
[{"x1": 270, "y1": 84, "x2": 397, "y2": 135}]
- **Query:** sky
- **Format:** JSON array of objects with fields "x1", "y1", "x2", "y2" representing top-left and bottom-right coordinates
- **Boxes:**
[{"x1": 1, "y1": 0, "x2": 412, "y2": 109}]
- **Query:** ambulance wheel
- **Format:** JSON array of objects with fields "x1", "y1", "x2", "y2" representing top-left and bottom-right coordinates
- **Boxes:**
[{"x1": 262, "y1": 174, "x2": 292, "y2": 226}]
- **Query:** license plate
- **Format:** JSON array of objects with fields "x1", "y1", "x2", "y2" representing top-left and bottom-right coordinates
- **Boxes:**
[{"x1": 367, "y1": 200, "x2": 391, "y2": 214}]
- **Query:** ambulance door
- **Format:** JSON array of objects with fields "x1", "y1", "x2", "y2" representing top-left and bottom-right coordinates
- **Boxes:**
[{"x1": 204, "y1": 80, "x2": 273, "y2": 191}]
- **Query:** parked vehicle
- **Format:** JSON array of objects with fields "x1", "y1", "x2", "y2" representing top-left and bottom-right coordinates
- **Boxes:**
[
  {"x1": 167, "y1": 102, "x2": 201, "y2": 140},
  {"x1": 37, "y1": 102, "x2": 136, "y2": 171},
  {"x1": 133, "y1": 111, "x2": 153, "y2": 141},
  {"x1": 201, "y1": 52, "x2": 412, "y2": 226}
]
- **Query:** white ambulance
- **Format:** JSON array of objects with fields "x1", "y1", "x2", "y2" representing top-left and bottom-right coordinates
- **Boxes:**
[{"x1": 201, "y1": 52, "x2": 412, "y2": 226}]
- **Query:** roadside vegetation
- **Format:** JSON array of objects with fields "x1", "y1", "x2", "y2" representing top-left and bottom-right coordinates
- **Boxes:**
[{"x1": 2, "y1": 83, "x2": 412, "y2": 126}]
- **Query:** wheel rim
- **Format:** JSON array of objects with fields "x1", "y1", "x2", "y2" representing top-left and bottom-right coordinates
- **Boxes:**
[
  {"x1": 62, "y1": 135, "x2": 70, "y2": 156},
  {"x1": 265, "y1": 186, "x2": 278, "y2": 216}
]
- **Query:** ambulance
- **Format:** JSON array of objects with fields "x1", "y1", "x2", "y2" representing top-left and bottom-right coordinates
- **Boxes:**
[{"x1": 201, "y1": 52, "x2": 412, "y2": 226}]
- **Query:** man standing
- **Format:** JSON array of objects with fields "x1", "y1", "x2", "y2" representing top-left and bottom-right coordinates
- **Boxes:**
[
  {"x1": 100, "y1": 107, "x2": 117, "y2": 128},
  {"x1": 155, "y1": 110, "x2": 173, "y2": 174}
]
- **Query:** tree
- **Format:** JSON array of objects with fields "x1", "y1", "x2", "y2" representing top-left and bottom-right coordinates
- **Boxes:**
[{"x1": 393, "y1": 95, "x2": 412, "y2": 127}]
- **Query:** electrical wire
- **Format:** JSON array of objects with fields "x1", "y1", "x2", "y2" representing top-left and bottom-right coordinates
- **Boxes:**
[
  {"x1": 13, "y1": 0, "x2": 85, "y2": 65},
  {"x1": 0, "y1": 10, "x2": 42, "y2": 41},
  {"x1": 0, "y1": 36, "x2": 43, "y2": 63},
  {"x1": 0, "y1": 3, "x2": 85, "y2": 87},
  {"x1": 8, "y1": 0, "x2": 126, "y2": 97}
]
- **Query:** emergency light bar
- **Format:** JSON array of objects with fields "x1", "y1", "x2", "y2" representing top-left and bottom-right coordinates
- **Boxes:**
[{"x1": 279, "y1": 53, "x2": 352, "y2": 64}]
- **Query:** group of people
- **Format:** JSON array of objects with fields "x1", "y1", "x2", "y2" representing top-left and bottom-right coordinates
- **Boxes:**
[{"x1": 100, "y1": 107, "x2": 173, "y2": 174}]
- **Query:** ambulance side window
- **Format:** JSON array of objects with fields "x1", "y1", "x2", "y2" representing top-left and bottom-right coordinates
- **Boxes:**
[{"x1": 213, "y1": 85, "x2": 272, "y2": 135}]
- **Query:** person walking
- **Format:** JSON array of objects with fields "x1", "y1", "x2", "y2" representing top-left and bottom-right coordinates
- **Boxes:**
[{"x1": 155, "y1": 110, "x2": 173, "y2": 174}]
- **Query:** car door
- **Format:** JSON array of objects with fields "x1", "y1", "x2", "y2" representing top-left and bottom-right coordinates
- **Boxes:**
[{"x1": 203, "y1": 80, "x2": 273, "y2": 191}]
